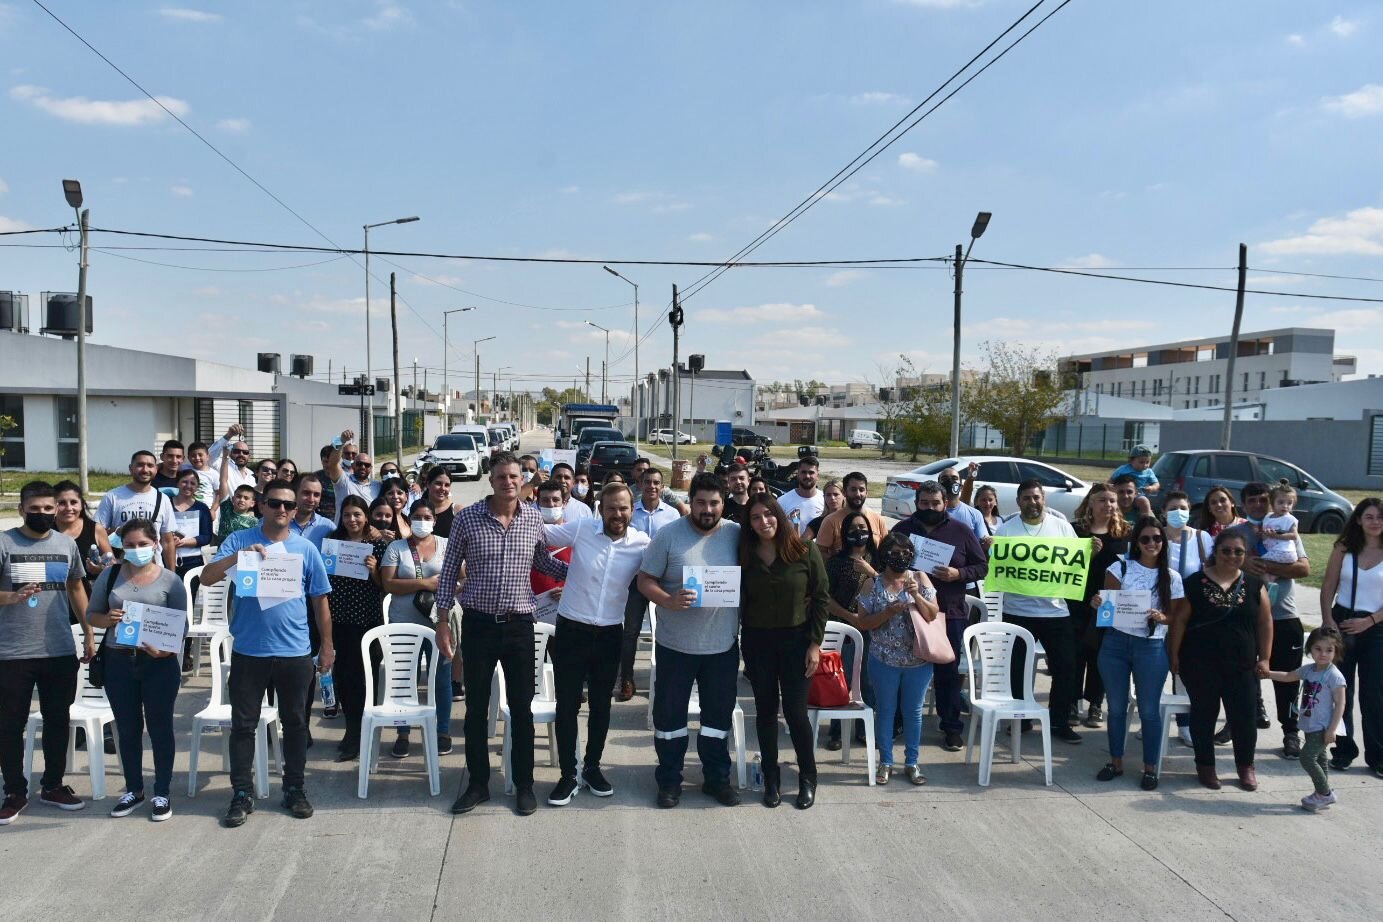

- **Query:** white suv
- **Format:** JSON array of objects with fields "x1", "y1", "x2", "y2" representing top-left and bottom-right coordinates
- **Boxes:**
[
  {"x1": 848, "y1": 429, "x2": 892, "y2": 449},
  {"x1": 650, "y1": 429, "x2": 697, "y2": 445},
  {"x1": 420, "y1": 433, "x2": 484, "y2": 481}
]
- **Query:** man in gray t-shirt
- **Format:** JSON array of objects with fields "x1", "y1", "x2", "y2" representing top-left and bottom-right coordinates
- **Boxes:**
[
  {"x1": 637, "y1": 473, "x2": 742, "y2": 807},
  {"x1": 0, "y1": 481, "x2": 91, "y2": 818}
]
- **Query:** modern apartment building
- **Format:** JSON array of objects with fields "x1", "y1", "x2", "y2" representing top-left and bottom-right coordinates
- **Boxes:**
[{"x1": 1059, "y1": 327, "x2": 1356, "y2": 411}]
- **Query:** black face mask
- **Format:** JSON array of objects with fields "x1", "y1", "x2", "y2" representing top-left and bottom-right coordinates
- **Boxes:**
[
  {"x1": 845, "y1": 531, "x2": 871, "y2": 548},
  {"x1": 24, "y1": 512, "x2": 56, "y2": 534},
  {"x1": 916, "y1": 509, "x2": 946, "y2": 527},
  {"x1": 939, "y1": 480, "x2": 961, "y2": 497},
  {"x1": 884, "y1": 552, "x2": 913, "y2": 572}
]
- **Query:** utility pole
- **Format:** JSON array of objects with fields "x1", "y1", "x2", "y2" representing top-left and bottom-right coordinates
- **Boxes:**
[
  {"x1": 412, "y1": 358, "x2": 419, "y2": 448},
  {"x1": 75, "y1": 206, "x2": 90, "y2": 496},
  {"x1": 950, "y1": 242, "x2": 964, "y2": 458},
  {"x1": 390, "y1": 272, "x2": 402, "y2": 469},
  {"x1": 669, "y1": 284, "x2": 685, "y2": 461},
  {"x1": 1220, "y1": 243, "x2": 1248, "y2": 450},
  {"x1": 585, "y1": 356, "x2": 591, "y2": 399}
]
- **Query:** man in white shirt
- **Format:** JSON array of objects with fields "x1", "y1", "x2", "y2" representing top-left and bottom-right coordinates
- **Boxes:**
[
  {"x1": 995, "y1": 478, "x2": 1082, "y2": 743},
  {"x1": 94, "y1": 450, "x2": 178, "y2": 569},
  {"x1": 547, "y1": 463, "x2": 593, "y2": 522},
  {"x1": 775, "y1": 455, "x2": 824, "y2": 536},
  {"x1": 322, "y1": 428, "x2": 382, "y2": 519},
  {"x1": 208, "y1": 424, "x2": 257, "y2": 494},
  {"x1": 617, "y1": 468, "x2": 683, "y2": 702},
  {"x1": 540, "y1": 482, "x2": 650, "y2": 806}
]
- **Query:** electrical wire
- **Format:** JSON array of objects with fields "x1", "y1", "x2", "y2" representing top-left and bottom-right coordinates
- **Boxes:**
[{"x1": 93, "y1": 250, "x2": 351, "y2": 272}]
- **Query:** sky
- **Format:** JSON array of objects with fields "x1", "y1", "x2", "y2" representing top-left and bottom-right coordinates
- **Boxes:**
[{"x1": 2, "y1": 0, "x2": 1382, "y2": 401}]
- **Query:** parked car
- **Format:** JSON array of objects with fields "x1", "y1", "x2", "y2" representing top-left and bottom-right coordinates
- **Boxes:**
[
  {"x1": 731, "y1": 426, "x2": 773, "y2": 448},
  {"x1": 883, "y1": 456, "x2": 1090, "y2": 521},
  {"x1": 575, "y1": 426, "x2": 625, "y2": 467},
  {"x1": 587, "y1": 441, "x2": 640, "y2": 485},
  {"x1": 448, "y1": 424, "x2": 491, "y2": 473},
  {"x1": 416, "y1": 433, "x2": 483, "y2": 481},
  {"x1": 1150, "y1": 449, "x2": 1352, "y2": 533},
  {"x1": 650, "y1": 429, "x2": 697, "y2": 445},
  {"x1": 848, "y1": 429, "x2": 894, "y2": 450}
]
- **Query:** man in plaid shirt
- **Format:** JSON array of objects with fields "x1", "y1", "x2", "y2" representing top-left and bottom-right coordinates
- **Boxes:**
[{"x1": 435, "y1": 452, "x2": 568, "y2": 817}]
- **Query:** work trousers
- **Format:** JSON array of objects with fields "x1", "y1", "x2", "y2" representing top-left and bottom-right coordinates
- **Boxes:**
[{"x1": 652, "y1": 643, "x2": 738, "y2": 789}]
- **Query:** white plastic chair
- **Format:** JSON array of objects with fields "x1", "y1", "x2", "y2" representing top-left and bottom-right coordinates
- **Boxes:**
[
  {"x1": 645, "y1": 610, "x2": 749, "y2": 789},
  {"x1": 24, "y1": 626, "x2": 120, "y2": 800},
  {"x1": 978, "y1": 584, "x2": 1004, "y2": 622},
  {"x1": 963, "y1": 622, "x2": 1053, "y2": 786},
  {"x1": 187, "y1": 630, "x2": 284, "y2": 799},
  {"x1": 183, "y1": 566, "x2": 230, "y2": 677},
  {"x1": 495, "y1": 622, "x2": 558, "y2": 794},
  {"x1": 808, "y1": 621, "x2": 876, "y2": 785},
  {"x1": 1155, "y1": 675, "x2": 1190, "y2": 776},
  {"x1": 358, "y1": 623, "x2": 441, "y2": 798}
]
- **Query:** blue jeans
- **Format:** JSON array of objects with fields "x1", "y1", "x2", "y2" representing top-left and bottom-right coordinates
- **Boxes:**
[
  {"x1": 870, "y1": 657, "x2": 933, "y2": 767},
  {"x1": 391, "y1": 605, "x2": 453, "y2": 736},
  {"x1": 1096, "y1": 630, "x2": 1169, "y2": 766},
  {"x1": 104, "y1": 650, "x2": 181, "y2": 798}
]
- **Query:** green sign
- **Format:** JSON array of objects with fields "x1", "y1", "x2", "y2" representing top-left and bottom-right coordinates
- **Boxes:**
[{"x1": 986, "y1": 536, "x2": 1091, "y2": 601}]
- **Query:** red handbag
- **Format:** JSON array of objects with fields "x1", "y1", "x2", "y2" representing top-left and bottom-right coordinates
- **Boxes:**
[{"x1": 808, "y1": 651, "x2": 851, "y2": 708}]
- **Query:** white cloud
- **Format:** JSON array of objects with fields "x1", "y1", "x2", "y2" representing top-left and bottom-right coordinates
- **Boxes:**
[
  {"x1": 215, "y1": 117, "x2": 251, "y2": 133},
  {"x1": 772, "y1": 326, "x2": 851, "y2": 349},
  {"x1": 1259, "y1": 206, "x2": 1383, "y2": 256},
  {"x1": 302, "y1": 296, "x2": 368, "y2": 315},
  {"x1": 0, "y1": 215, "x2": 32, "y2": 233},
  {"x1": 850, "y1": 91, "x2": 910, "y2": 106},
  {"x1": 688, "y1": 232, "x2": 713, "y2": 243},
  {"x1": 1285, "y1": 33, "x2": 1305, "y2": 46},
  {"x1": 822, "y1": 184, "x2": 902, "y2": 206},
  {"x1": 897, "y1": 152, "x2": 937, "y2": 173},
  {"x1": 10, "y1": 85, "x2": 189, "y2": 125},
  {"x1": 1058, "y1": 253, "x2": 1117, "y2": 269},
  {"x1": 538, "y1": 248, "x2": 579, "y2": 260},
  {"x1": 698, "y1": 302, "x2": 825, "y2": 325},
  {"x1": 612, "y1": 190, "x2": 690, "y2": 213},
  {"x1": 824, "y1": 270, "x2": 866, "y2": 287},
  {"x1": 193, "y1": 285, "x2": 220, "y2": 297},
  {"x1": 299, "y1": 2, "x2": 413, "y2": 38},
  {"x1": 1322, "y1": 84, "x2": 1383, "y2": 118},
  {"x1": 1329, "y1": 16, "x2": 1360, "y2": 38},
  {"x1": 159, "y1": 8, "x2": 222, "y2": 23},
  {"x1": 1303, "y1": 308, "x2": 1383, "y2": 333},
  {"x1": 969, "y1": 316, "x2": 1154, "y2": 339},
  {"x1": 560, "y1": 185, "x2": 580, "y2": 194},
  {"x1": 362, "y1": 2, "x2": 413, "y2": 31},
  {"x1": 170, "y1": 184, "x2": 193, "y2": 197},
  {"x1": 411, "y1": 273, "x2": 464, "y2": 287},
  {"x1": 0, "y1": 177, "x2": 8, "y2": 195},
  {"x1": 866, "y1": 194, "x2": 902, "y2": 207}
]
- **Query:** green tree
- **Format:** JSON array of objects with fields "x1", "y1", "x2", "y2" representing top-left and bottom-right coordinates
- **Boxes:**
[{"x1": 968, "y1": 341, "x2": 1066, "y2": 454}]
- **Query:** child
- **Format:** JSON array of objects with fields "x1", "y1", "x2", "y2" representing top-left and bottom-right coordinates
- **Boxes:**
[
  {"x1": 1255, "y1": 481, "x2": 1300, "y2": 590},
  {"x1": 217, "y1": 484, "x2": 259, "y2": 542},
  {"x1": 1268, "y1": 626, "x2": 1346, "y2": 812}
]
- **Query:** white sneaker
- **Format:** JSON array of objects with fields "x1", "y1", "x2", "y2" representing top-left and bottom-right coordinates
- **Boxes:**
[
  {"x1": 1179, "y1": 726, "x2": 1194, "y2": 747},
  {"x1": 1316, "y1": 790, "x2": 1337, "y2": 809}
]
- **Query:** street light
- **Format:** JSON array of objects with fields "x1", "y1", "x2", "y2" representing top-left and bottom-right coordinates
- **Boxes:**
[
  {"x1": 364, "y1": 216, "x2": 420, "y2": 450},
  {"x1": 442, "y1": 307, "x2": 476, "y2": 427},
  {"x1": 62, "y1": 180, "x2": 90, "y2": 495},
  {"x1": 603, "y1": 266, "x2": 640, "y2": 452},
  {"x1": 494, "y1": 366, "x2": 511, "y2": 419},
  {"x1": 586, "y1": 321, "x2": 611, "y2": 404},
  {"x1": 950, "y1": 211, "x2": 992, "y2": 458},
  {"x1": 473, "y1": 335, "x2": 496, "y2": 422}
]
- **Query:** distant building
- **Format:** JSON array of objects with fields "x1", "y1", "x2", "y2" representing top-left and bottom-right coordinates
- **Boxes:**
[
  {"x1": 1060, "y1": 327, "x2": 1355, "y2": 411},
  {"x1": 632, "y1": 365, "x2": 755, "y2": 438}
]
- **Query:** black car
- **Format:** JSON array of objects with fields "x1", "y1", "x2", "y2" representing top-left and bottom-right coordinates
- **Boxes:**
[
  {"x1": 731, "y1": 426, "x2": 773, "y2": 447},
  {"x1": 1150, "y1": 449, "x2": 1353, "y2": 533},
  {"x1": 587, "y1": 441, "x2": 639, "y2": 485},
  {"x1": 575, "y1": 426, "x2": 624, "y2": 467}
]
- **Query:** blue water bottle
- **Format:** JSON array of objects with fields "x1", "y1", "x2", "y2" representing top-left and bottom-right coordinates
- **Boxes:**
[{"x1": 319, "y1": 668, "x2": 336, "y2": 708}]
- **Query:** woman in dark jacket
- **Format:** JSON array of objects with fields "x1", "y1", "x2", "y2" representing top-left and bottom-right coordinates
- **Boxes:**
[{"x1": 740, "y1": 493, "x2": 831, "y2": 810}]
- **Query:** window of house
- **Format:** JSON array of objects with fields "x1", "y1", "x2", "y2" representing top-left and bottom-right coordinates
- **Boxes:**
[
  {"x1": 0, "y1": 394, "x2": 24, "y2": 468},
  {"x1": 1194, "y1": 376, "x2": 1199, "y2": 395},
  {"x1": 56, "y1": 396, "x2": 79, "y2": 469}
]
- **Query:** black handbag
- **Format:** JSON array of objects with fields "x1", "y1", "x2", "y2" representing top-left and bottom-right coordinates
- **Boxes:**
[
  {"x1": 87, "y1": 567, "x2": 120, "y2": 688},
  {"x1": 408, "y1": 542, "x2": 437, "y2": 619}
]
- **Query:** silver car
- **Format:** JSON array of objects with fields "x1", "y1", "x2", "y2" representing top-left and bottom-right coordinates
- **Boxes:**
[{"x1": 883, "y1": 456, "x2": 1091, "y2": 521}]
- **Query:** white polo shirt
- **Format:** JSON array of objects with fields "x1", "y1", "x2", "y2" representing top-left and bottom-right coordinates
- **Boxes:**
[{"x1": 540, "y1": 518, "x2": 650, "y2": 626}]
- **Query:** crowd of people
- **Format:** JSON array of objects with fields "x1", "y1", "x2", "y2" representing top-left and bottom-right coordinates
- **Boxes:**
[{"x1": 2, "y1": 434, "x2": 1381, "y2": 828}]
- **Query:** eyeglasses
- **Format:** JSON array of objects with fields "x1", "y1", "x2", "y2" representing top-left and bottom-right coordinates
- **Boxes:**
[
  {"x1": 260, "y1": 468, "x2": 278, "y2": 476},
  {"x1": 264, "y1": 498, "x2": 298, "y2": 511},
  {"x1": 1219, "y1": 547, "x2": 1246, "y2": 557},
  {"x1": 1138, "y1": 534, "x2": 1164, "y2": 545}
]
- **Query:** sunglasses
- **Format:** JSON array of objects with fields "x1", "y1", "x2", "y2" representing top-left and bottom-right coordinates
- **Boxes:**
[
  {"x1": 260, "y1": 468, "x2": 278, "y2": 476},
  {"x1": 231, "y1": 449, "x2": 251, "y2": 455},
  {"x1": 1137, "y1": 534, "x2": 1164, "y2": 545},
  {"x1": 264, "y1": 498, "x2": 298, "y2": 511},
  {"x1": 353, "y1": 461, "x2": 373, "y2": 468}
]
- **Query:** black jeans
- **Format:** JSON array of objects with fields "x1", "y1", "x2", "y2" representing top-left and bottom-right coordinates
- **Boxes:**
[
  {"x1": 618, "y1": 580, "x2": 647, "y2": 685},
  {"x1": 1003, "y1": 614, "x2": 1078, "y2": 729},
  {"x1": 652, "y1": 643, "x2": 739, "y2": 789},
  {"x1": 741, "y1": 625, "x2": 816, "y2": 781},
  {"x1": 551, "y1": 616, "x2": 622, "y2": 777},
  {"x1": 460, "y1": 611, "x2": 535, "y2": 789},
  {"x1": 0, "y1": 655, "x2": 78, "y2": 798},
  {"x1": 1071, "y1": 604, "x2": 1106, "y2": 710},
  {"x1": 229, "y1": 652, "x2": 314, "y2": 793},
  {"x1": 1335, "y1": 617, "x2": 1383, "y2": 768},
  {"x1": 1182, "y1": 655, "x2": 1258, "y2": 768},
  {"x1": 931, "y1": 618, "x2": 969, "y2": 735},
  {"x1": 1269, "y1": 617, "x2": 1304, "y2": 735},
  {"x1": 331, "y1": 622, "x2": 383, "y2": 747},
  {"x1": 104, "y1": 650, "x2": 180, "y2": 798}
]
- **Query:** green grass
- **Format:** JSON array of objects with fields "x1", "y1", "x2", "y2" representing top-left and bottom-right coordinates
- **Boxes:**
[
  {"x1": 1300, "y1": 533, "x2": 1336, "y2": 590},
  {"x1": 0, "y1": 470, "x2": 127, "y2": 494}
]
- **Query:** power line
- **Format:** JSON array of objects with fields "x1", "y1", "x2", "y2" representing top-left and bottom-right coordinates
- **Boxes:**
[
  {"x1": 1247, "y1": 266, "x2": 1383, "y2": 284},
  {"x1": 370, "y1": 255, "x2": 634, "y2": 313},
  {"x1": 93, "y1": 250, "x2": 351, "y2": 273}
]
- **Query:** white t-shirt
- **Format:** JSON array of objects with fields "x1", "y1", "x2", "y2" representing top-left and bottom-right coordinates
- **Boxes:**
[
  {"x1": 333, "y1": 473, "x2": 382, "y2": 521},
  {"x1": 180, "y1": 463, "x2": 221, "y2": 507},
  {"x1": 1261, "y1": 513, "x2": 1300, "y2": 563},
  {"x1": 1109, "y1": 558, "x2": 1184, "y2": 638},
  {"x1": 95, "y1": 485, "x2": 179, "y2": 538},
  {"x1": 777, "y1": 489, "x2": 825, "y2": 536},
  {"x1": 1166, "y1": 527, "x2": 1213, "y2": 580},
  {"x1": 994, "y1": 513, "x2": 1077, "y2": 618},
  {"x1": 563, "y1": 498, "x2": 594, "y2": 521}
]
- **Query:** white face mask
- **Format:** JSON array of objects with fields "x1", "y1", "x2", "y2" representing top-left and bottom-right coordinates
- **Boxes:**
[
  {"x1": 540, "y1": 506, "x2": 564, "y2": 524},
  {"x1": 1165, "y1": 508, "x2": 1190, "y2": 529},
  {"x1": 573, "y1": 484, "x2": 589, "y2": 498},
  {"x1": 410, "y1": 519, "x2": 435, "y2": 538},
  {"x1": 521, "y1": 470, "x2": 535, "y2": 484}
]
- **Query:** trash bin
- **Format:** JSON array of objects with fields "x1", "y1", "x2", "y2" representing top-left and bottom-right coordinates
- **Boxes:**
[{"x1": 671, "y1": 459, "x2": 692, "y2": 490}]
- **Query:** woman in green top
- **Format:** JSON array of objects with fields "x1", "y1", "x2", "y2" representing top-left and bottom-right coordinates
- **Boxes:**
[{"x1": 739, "y1": 493, "x2": 831, "y2": 810}]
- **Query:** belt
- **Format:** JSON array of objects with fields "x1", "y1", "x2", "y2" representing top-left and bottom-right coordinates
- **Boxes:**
[
  {"x1": 558, "y1": 615, "x2": 622, "y2": 633},
  {"x1": 463, "y1": 608, "x2": 532, "y2": 624}
]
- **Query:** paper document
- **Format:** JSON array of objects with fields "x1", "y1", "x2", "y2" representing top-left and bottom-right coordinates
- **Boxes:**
[
  {"x1": 118, "y1": 602, "x2": 187, "y2": 654},
  {"x1": 1095, "y1": 589, "x2": 1157, "y2": 637},
  {"x1": 237, "y1": 551, "x2": 303, "y2": 600},
  {"x1": 682, "y1": 566, "x2": 741, "y2": 607},
  {"x1": 321, "y1": 539, "x2": 372, "y2": 581},
  {"x1": 534, "y1": 588, "x2": 561, "y2": 625},
  {"x1": 909, "y1": 535, "x2": 955, "y2": 573}
]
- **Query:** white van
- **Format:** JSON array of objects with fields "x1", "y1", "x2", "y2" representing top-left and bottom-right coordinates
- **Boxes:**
[{"x1": 848, "y1": 429, "x2": 893, "y2": 449}]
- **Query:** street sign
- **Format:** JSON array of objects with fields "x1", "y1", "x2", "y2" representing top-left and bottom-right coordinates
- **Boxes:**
[{"x1": 339, "y1": 383, "x2": 376, "y2": 396}]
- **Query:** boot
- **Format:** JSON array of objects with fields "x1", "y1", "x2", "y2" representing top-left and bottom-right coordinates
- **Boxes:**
[
  {"x1": 1236, "y1": 763, "x2": 1258, "y2": 792},
  {"x1": 1196, "y1": 764, "x2": 1221, "y2": 790},
  {"x1": 762, "y1": 765, "x2": 781, "y2": 808},
  {"x1": 795, "y1": 773, "x2": 817, "y2": 810}
]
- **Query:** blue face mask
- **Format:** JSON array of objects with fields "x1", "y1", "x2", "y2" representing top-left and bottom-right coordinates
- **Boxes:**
[
  {"x1": 1165, "y1": 508, "x2": 1189, "y2": 529},
  {"x1": 124, "y1": 546, "x2": 157, "y2": 567}
]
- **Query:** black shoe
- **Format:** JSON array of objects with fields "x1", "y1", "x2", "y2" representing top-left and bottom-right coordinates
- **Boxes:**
[
  {"x1": 515, "y1": 786, "x2": 538, "y2": 816},
  {"x1": 334, "y1": 747, "x2": 358, "y2": 763},
  {"x1": 103, "y1": 732, "x2": 117, "y2": 755},
  {"x1": 223, "y1": 790, "x2": 254, "y2": 828},
  {"x1": 1054, "y1": 726, "x2": 1082, "y2": 744},
  {"x1": 547, "y1": 776, "x2": 579, "y2": 806},
  {"x1": 795, "y1": 777, "x2": 816, "y2": 810},
  {"x1": 656, "y1": 785, "x2": 681, "y2": 809},
  {"x1": 1021, "y1": 719, "x2": 1034, "y2": 733},
  {"x1": 1096, "y1": 763, "x2": 1123, "y2": 782},
  {"x1": 1329, "y1": 756, "x2": 1352, "y2": 772},
  {"x1": 1140, "y1": 770, "x2": 1159, "y2": 791},
  {"x1": 1256, "y1": 700, "x2": 1271, "y2": 730},
  {"x1": 762, "y1": 767, "x2": 781, "y2": 808},
  {"x1": 281, "y1": 786, "x2": 314, "y2": 819},
  {"x1": 702, "y1": 781, "x2": 740, "y2": 807},
  {"x1": 825, "y1": 736, "x2": 843, "y2": 752},
  {"x1": 1213, "y1": 725, "x2": 1233, "y2": 745},
  {"x1": 436, "y1": 734, "x2": 453, "y2": 755},
  {"x1": 323, "y1": 705, "x2": 338, "y2": 719},
  {"x1": 942, "y1": 732, "x2": 963, "y2": 752},
  {"x1": 109, "y1": 791, "x2": 145, "y2": 818},
  {"x1": 582, "y1": 767, "x2": 614, "y2": 797},
  {"x1": 451, "y1": 784, "x2": 490, "y2": 814},
  {"x1": 452, "y1": 682, "x2": 465, "y2": 702},
  {"x1": 1282, "y1": 733, "x2": 1301, "y2": 759},
  {"x1": 392, "y1": 734, "x2": 411, "y2": 758}
]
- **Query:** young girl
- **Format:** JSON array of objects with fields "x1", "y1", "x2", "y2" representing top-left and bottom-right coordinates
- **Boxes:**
[
  {"x1": 1260, "y1": 481, "x2": 1301, "y2": 564},
  {"x1": 1268, "y1": 626, "x2": 1346, "y2": 811}
]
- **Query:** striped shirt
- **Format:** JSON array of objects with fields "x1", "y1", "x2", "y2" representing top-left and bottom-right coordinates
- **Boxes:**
[{"x1": 436, "y1": 498, "x2": 569, "y2": 617}]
